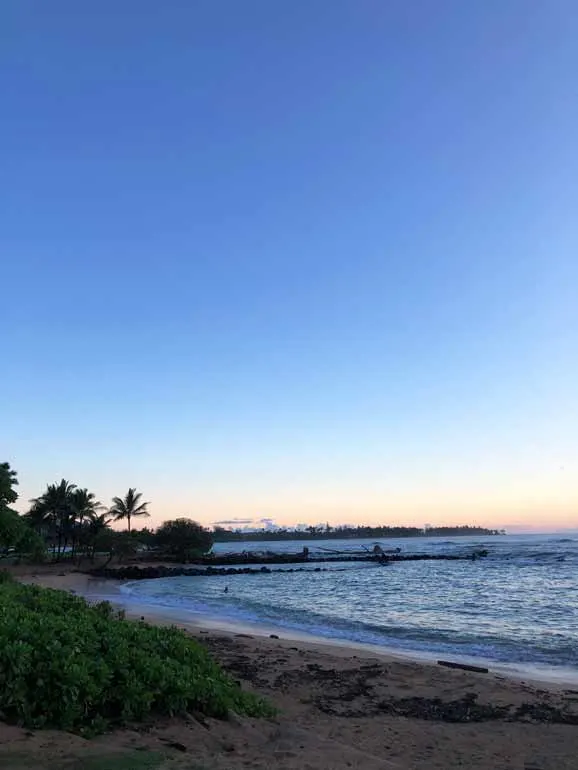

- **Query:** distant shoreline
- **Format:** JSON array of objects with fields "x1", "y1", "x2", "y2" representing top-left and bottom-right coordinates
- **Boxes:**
[{"x1": 213, "y1": 527, "x2": 504, "y2": 543}]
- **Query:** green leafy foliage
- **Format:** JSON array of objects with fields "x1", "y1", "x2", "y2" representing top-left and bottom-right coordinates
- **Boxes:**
[
  {"x1": 0, "y1": 464, "x2": 45, "y2": 561},
  {"x1": 0, "y1": 582, "x2": 274, "y2": 733},
  {"x1": 0, "y1": 462, "x2": 18, "y2": 506},
  {"x1": 155, "y1": 518, "x2": 214, "y2": 561},
  {"x1": 0, "y1": 506, "x2": 26, "y2": 548},
  {"x1": 0, "y1": 569, "x2": 15, "y2": 583}
]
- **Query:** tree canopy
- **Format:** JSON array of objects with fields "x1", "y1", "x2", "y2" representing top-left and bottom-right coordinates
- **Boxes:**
[
  {"x1": 109, "y1": 488, "x2": 149, "y2": 533},
  {"x1": 155, "y1": 518, "x2": 214, "y2": 561},
  {"x1": 0, "y1": 462, "x2": 18, "y2": 507},
  {"x1": 3, "y1": 459, "x2": 504, "y2": 568},
  {"x1": 15, "y1": 467, "x2": 211, "y2": 565},
  {"x1": 0, "y1": 463, "x2": 44, "y2": 559}
]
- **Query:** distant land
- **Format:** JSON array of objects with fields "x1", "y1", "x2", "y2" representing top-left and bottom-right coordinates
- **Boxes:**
[{"x1": 212, "y1": 525, "x2": 504, "y2": 542}]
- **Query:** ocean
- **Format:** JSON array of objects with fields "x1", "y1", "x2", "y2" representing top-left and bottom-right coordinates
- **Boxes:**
[{"x1": 114, "y1": 534, "x2": 578, "y2": 679}]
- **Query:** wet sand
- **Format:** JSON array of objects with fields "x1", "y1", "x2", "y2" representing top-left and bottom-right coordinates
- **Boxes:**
[{"x1": 3, "y1": 565, "x2": 578, "y2": 769}]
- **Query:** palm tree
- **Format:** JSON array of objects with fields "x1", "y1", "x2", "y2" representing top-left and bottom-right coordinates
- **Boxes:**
[
  {"x1": 109, "y1": 488, "x2": 150, "y2": 533},
  {"x1": 86, "y1": 511, "x2": 111, "y2": 534},
  {"x1": 71, "y1": 488, "x2": 101, "y2": 528},
  {"x1": 81, "y1": 511, "x2": 112, "y2": 562},
  {"x1": 71, "y1": 488, "x2": 102, "y2": 559},
  {"x1": 28, "y1": 479, "x2": 77, "y2": 559}
]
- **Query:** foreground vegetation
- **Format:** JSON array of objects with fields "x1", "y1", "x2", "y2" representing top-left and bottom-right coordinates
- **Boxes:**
[{"x1": 0, "y1": 575, "x2": 272, "y2": 733}]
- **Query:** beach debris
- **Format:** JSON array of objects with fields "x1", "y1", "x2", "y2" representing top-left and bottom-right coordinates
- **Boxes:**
[
  {"x1": 186, "y1": 710, "x2": 210, "y2": 729},
  {"x1": 437, "y1": 660, "x2": 489, "y2": 674},
  {"x1": 161, "y1": 739, "x2": 187, "y2": 752},
  {"x1": 200, "y1": 635, "x2": 578, "y2": 727},
  {"x1": 269, "y1": 634, "x2": 280, "y2": 639}
]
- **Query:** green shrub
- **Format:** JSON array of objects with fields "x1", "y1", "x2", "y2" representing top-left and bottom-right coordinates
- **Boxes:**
[
  {"x1": 154, "y1": 519, "x2": 214, "y2": 561},
  {"x1": 0, "y1": 570, "x2": 15, "y2": 584},
  {"x1": 0, "y1": 507, "x2": 45, "y2": 562},
  {"x1": 0, "y1": 582, "x2": 274, "y2": 733}
]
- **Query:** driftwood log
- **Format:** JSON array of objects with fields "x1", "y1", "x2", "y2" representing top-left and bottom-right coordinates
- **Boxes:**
[{"x1": 437, "y1": 660, "x2": 489, "y2": 674}]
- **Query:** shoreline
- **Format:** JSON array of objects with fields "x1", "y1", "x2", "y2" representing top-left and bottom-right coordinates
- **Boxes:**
[
  {"x1": 20, "y1": 567, "x2": 578, "y2": 688},
  {"x1": 8, "y1": 564, "x2": 578, "y2": 769},
  {"x1": 122, "y1": 598, "x2": 578, "y2": 689}
]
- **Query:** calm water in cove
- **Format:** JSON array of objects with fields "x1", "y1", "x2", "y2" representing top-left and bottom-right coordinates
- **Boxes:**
[{"x1": 117, "y1": 535, "x2": 578, "y2": 676}]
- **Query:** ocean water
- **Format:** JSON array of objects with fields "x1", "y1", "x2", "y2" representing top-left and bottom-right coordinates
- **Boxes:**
[{"x1": 117, "y1": 534, "x2": 578, "y2": 675}]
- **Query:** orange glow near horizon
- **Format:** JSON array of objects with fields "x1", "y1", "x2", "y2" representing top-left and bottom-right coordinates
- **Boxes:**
[
  {"x1": 140, "y1": 488, "x2": 578, "y2": 532},
  {"x1": 16, "y1": 460, "x2": 578, "y2": 533},
  {"x1": 121, "y1": 454, "x2": 578, "y2": 532}
]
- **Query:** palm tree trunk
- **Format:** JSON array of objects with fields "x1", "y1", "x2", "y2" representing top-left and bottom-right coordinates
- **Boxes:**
[
  {"x1": 127, "y1": 515, "x2": 131, "y2": 533},
  {"x1": 72, "y1": 514, "x2": 83, "y2": 561}
]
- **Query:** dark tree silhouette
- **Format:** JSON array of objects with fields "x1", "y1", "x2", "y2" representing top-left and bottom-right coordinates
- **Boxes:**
[
  {"x1": 155, "y1": 518, "x2": 213, "y2": 561},
  {"x1": 109, "y1": 488, "x2": 150, "y2": 533},
  {"x1": 28, "y1": 480, "x2": 77, "y2": 559},
  {"x1": 0, "y1": 463, "x2": 18, "y2": 507}
]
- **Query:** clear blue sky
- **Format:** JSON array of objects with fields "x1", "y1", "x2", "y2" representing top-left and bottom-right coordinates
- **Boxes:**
[{"x1": 2, "y1": 1, "x2": 577, "y2": 529}]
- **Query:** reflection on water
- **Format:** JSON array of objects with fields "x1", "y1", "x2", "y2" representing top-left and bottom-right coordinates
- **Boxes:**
[{"x1": 119, "y1": 534, "x2": 578, "y2": 671}]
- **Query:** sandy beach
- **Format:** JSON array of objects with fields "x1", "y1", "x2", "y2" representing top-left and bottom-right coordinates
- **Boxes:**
[{"x1": 3, "y1": 565, "x2": 578, "y2": 769}]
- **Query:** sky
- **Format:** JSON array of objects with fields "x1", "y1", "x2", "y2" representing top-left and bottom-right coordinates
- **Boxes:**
[{"x1": 2, "y1": 1, "x2": 577, "y2": 531}]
